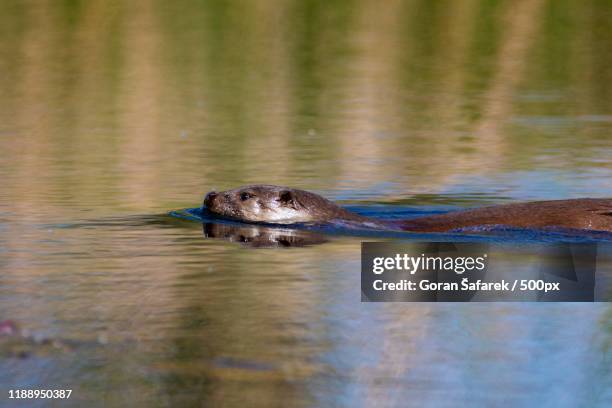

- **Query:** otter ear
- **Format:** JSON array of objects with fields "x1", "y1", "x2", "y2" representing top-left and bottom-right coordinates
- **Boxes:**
[{"x1": 278, "y1": 190, "x2": 298, "y2": 208}]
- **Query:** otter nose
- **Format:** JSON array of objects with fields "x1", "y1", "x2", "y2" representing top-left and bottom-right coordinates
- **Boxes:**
[{"x1": 204, "y1": 191, "x2": 218, "y2": 207}]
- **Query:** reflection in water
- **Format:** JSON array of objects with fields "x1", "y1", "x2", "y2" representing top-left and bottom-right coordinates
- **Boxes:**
[
  {"x1": 203, "y1": 222, "x2": 327, "y2": 248},
  {"x1": 0, "y1": 0, "x2": 611, "y2": 406}
]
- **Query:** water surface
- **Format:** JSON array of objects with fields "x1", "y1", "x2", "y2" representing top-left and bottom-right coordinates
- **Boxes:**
[{"x1": 1, "y1": 0, "x2": 611, "y2": 406}]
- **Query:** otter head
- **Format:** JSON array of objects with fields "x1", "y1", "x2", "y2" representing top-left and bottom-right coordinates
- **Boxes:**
[{"x1": 203, "y1": 185, "x2": 344, "y2": 224}]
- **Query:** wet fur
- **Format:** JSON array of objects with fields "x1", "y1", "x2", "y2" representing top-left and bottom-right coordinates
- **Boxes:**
[
  {"x1": 397, "y1": 199, "x2": 612, "y2": 232},
  {"x1": 205, "y1": 185, "x2": 612, "y2": 233}
]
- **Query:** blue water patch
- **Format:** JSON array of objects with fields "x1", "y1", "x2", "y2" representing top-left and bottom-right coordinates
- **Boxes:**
[{"x1": 169, "y1": 206, "x2": 612, "y2": 244}]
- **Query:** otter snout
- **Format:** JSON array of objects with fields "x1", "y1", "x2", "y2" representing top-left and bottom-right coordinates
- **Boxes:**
[{"x1": 204, "y1": 191, "x2": 219, "y2": 209}]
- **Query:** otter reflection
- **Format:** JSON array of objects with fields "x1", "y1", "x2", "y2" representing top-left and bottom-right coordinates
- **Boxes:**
[{"x1": 202, "y1": 222, "x2": 327, "y2": 248}]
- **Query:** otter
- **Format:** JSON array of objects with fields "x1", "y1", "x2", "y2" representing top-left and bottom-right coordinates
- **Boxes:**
[{"x1": 203, "y1": 185, "x2": 612, "y2": 233}]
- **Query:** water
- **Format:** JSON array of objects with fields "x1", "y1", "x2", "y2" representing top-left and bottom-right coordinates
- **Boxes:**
[{"x1": 1, "y1": 0, "x2": 611, "y2": 406}]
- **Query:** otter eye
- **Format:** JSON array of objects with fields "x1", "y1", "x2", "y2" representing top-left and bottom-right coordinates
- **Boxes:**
[
  {"x1": 278, "y1": 190, "x2": 293, "y2": 204},
  {"x1": 240, "y1": 192, "x2": 254, "y2": 201}
]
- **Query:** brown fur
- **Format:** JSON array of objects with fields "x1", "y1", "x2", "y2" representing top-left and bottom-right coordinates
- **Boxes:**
[
  {"x1": 205, "y1": 186, "x2": 612, "y2": 233},
  {"x1": 397, "y1": 199, "x2": 612, "y2": 232}
]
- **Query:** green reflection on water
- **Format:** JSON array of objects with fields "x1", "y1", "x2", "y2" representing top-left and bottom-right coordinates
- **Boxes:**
[{"x1": 0, "y1": 0, "x2": 610, "y2": 214}]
